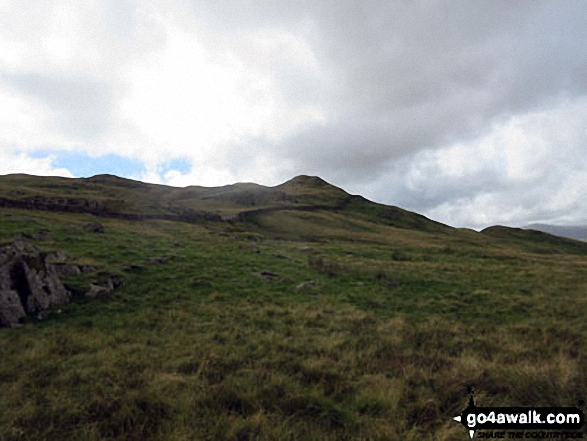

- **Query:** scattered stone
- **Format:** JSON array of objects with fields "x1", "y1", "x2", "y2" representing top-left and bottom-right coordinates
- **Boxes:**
[
  {"x1": 85, "y1": 275, "x2": 123, "y2": 298},
  {"x1": 386, "y1": 281, "x2": 400, "y2": 289},
  {"x1": 82, "y1": 222, "x2": 105, "y2": 233},
  {"x1": 294, "y1": 281, "x2": 317, "y2": 292},
  {"x1": 258, "y1": 270, "x2": 279, "y2": 280},
  {"x1": 147, "y1": 256, "x2": 172, "y2": 264},
  {"x1": 122, "y1": 263, "x2": 145, "y2": 272},
  {"x1": 85, "y1": 283, "x2": 112, "y2": 298},
  {"x1": 54, "y1": 264, "x2": 82, "y2": 277},
  {"x1": 22, "y1": 229, "x2": 53, "y2": 241},
  {"x1": 173, "y1": 241, "x2": 183, "y2": 247}
]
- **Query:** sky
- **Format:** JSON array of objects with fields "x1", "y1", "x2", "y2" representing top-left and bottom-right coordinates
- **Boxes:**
[{"x1": 1, "y1": 0, "x2": 586, "y2": 229}]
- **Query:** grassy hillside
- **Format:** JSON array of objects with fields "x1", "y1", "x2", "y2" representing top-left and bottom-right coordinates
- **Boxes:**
[
  {"x1": 0, "y1": 174, "x2": 447, "y2": 229},
  {"x1": 0, "y1": 174, "x2": 586, "y2": 440}
]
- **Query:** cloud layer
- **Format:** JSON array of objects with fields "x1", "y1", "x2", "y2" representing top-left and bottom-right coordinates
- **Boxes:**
[{"x1": 1, "y1": 0, "x2": 586, "y2": 228}]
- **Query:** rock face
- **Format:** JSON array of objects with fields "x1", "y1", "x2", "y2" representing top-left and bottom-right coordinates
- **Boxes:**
[
  {"x1": 0, "y1": 239, "x2": 71, "y2": 327},
  {"x1": 0, "y1": 290, "x2": 26, "y2": 327}
]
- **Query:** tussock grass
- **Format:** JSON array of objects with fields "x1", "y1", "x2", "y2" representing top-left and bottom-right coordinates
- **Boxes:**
[{"x1": 0, "y1": 207, "x2": 586, "y2": 439}]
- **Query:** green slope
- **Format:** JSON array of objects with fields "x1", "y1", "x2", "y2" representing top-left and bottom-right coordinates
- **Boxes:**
[{"x1": 0, "y1": 173, "x2": 586, "y2": 440}]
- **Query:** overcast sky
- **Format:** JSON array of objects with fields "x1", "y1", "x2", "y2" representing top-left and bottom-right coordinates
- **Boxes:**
[{"x1": 1, "y1": 0, "x2": 586, "y2": 229}]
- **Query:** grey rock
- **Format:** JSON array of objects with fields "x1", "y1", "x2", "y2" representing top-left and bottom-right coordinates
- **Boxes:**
[
  {"x1": 294, "y1": 281, "x2": 317, "y2": 292},
  {"x1": 85, "y1": 276, "x2": 123, "y2": 298},
  {"x1": 45, "y1": 250, "x2": 68, "y2": 264},
  {"x1": 54, "y1": 264, "x2": 82, "y2": 277},
  {"x1": 0, "y1": 290, "x2": 26, "y2": 327}
]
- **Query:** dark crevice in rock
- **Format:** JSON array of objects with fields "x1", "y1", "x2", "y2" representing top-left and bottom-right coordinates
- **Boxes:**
[{"x1": 9, "y1": 260, "x2": 32, "y2": 311}]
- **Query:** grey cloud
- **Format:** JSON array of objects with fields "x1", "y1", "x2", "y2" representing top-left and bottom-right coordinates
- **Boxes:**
[
  {"x1": 210, "y1": 1, "x2": 587, "y2": 178},
  {"x1": 3, "y1": 0, "x2": 587, "y2": 228},
  {"x1": 2, "y1": 73, "x2": 120, "y2": 139}
]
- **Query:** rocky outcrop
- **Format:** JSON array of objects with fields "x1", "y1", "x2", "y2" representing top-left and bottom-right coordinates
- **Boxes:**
[
  {"x1": 0, "y1": 196, "x2": 223, "y2": 224},
  {"x1": 0, "y1": 239, "x2": 71, "y2": 327}
]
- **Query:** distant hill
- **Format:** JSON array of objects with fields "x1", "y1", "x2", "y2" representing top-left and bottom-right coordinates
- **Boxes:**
[
  {"x1": 0, "y1": 173, "x2": 449, "y2": 233},
  {"x1": 481, "y1": 225, "x2": 587, "y2": 254},
  {"x1": 524, "y1": 223, "x2": 587, "y2": 241}
]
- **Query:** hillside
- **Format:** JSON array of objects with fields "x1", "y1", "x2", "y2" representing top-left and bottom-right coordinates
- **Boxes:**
[
  {"x1": 0, "y1": 173, "x2": 586, "y2": 440},
  {"x1": 0, "y1": 173, "x2": 450, "y2": 232}
]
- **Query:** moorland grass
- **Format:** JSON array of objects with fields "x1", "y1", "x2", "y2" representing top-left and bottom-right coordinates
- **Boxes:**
[{"x1": 0, "y1": 207, "x2": 586, "y2": 440}]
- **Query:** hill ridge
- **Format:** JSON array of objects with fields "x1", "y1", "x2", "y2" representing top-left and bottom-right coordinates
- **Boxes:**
[{"x1": 0, "y1": 173, "x2": 449, "y2": 233}]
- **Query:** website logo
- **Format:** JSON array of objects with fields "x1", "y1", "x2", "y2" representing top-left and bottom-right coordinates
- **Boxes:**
[{"x1": 452, "y1": 386, "x2": 585, "y2": 439}]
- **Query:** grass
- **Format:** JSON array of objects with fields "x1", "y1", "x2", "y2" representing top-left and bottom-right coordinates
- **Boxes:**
[{"x1": 0, "y1": 185, "x2": 586, "y2": 439}]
